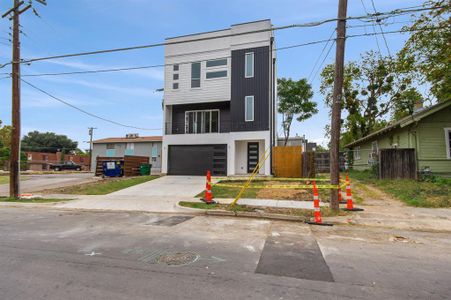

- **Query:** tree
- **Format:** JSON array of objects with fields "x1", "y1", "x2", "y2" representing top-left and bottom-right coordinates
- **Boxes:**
[
  {"x1": 21, "y1": 131, "x2": 78, "y2": 153},
  {"x1": 0, "y1": 120, "x2": 12, "y2": 149},
  {"x1": 398, "y1": 0, "x2": 451, "y2": 101},
  {"x1": 278, "y1": 78, "x2": 317, "y2": 146},
  {"x1": 320, "y1": 51, "x2": 418, "y2": 143}
]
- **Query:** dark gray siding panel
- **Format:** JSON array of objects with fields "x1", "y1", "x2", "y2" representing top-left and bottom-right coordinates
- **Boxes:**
[
  {"x1": 168, "y1": 145, "x2": 227, "y2": 175},
  {"x1": 231, "y1": 46, "x2": 270, "y2": 132},
  {"x1": 171, "y1": 101, "x2": 231, "y2": 134}
]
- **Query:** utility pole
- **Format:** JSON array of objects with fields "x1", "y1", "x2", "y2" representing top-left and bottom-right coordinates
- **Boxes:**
[
  {"x1": 2, "y1": 0, "x2": 46, "y2": 199},
  {"x1": 88, "y1": 127, "x2": 96, "y2": 170},
  {"x1": 329, "y1": 0, "x2": 348, "y2": 211}
]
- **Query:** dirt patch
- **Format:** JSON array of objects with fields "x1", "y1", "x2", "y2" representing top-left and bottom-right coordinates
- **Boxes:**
[{"x1": 256, "y1": 188, "x2": 311, "y2": 200}]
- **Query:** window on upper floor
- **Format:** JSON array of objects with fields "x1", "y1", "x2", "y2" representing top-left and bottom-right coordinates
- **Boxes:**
[
  {"x1": 191, "y1": 62, "x2": 201, "y2": 88},
  {"x1": 206, "y1": 58, "x2": 227, "y2": 68},
  {"x1": 173, "y1": 64, "x2": 179, "y2": 71},
  {"x1": 245, "y1": 95, "x2": 254, "y2": 122},
  {"x1": 106, "y1": 143, "x2": 115, "y2": 149},
  {"x1": 173, "y1": 73, "x2": 179, "y2": 80},
  {"x1": 206, "y1": 70, "x2": 227, "y2": 79},
  {"x1": 173, "y1": 82, "x2": 179, "y2": 90},
  {"x1": 185, "y1": 110, "x2": 219, "y2": 134},
  {"x1": 445, "y1": 128, "x2": 451, "y2": 159},
  {"x1": 245, "y1": 52, "x2": 254, "y2": 78}
]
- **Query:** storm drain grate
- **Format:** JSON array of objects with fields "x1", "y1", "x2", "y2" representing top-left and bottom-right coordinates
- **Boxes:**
[
  {"x1": 157, "y1": 252, "x2": 199, "y2": 266},
  {"x1": 147, "y1": 216, "x2": 193, "y2": 226}
]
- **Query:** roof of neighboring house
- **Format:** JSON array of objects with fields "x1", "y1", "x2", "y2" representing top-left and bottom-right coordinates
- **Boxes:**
[
  {"x1": 345, "y1": 99, "x2": 451, "y2": 148},
  {"x1": 93, "y1": 136, "x2": 162, "y2": 144}
]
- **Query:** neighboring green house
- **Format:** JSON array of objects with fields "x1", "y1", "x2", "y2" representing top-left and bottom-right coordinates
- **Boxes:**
[{"x1": 346, "y1": 100, "x2": 451, "y2": 177}]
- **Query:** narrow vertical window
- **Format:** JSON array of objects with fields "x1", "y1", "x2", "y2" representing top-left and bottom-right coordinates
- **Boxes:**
[
  {"x1": 245, "y1": 52, "x2": 254, "y2": 78},
  {"x1": 445, "y1": 128, "x2": 451, "y2": 159},
  {"x1": 245, "y1": 96, "x2": 254, "y2": 122},
  {"x1": 191, "y1": 62, "x2": 201, "y2": 88},
  {"x1": 173, "y1": 64, "x2": 179, "y2": 71}
]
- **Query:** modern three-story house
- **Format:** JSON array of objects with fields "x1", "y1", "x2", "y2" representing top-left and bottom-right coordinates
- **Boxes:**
[{"x1": 162, "y1": 19, "x2": 276, "y2": 176}]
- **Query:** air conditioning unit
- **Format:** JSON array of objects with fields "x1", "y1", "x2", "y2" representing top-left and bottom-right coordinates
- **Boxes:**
[{"x1": 126, "y1": 133, "x2": 139, "y2": 139}]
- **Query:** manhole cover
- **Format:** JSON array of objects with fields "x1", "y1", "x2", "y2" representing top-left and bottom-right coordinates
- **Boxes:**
[{"x1": 157, "y1": 252, "x2": 199, "y2": 266}]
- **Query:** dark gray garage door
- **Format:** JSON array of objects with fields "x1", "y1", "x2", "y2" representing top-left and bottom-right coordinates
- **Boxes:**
[{"x1": 168, "y1": 145, "x2": 227, "y2": 176}]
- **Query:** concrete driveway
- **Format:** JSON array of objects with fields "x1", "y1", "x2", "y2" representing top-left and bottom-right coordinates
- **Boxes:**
[
  {"x1": 0, "y1": 173, "x2": 97, "y2": 196},
  {"x1": 108, "y1": 175, "x2": 206, "y2": 197}
]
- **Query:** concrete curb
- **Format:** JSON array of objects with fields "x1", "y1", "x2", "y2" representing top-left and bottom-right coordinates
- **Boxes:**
[{"x1": 205, "y1": 209, "x2": 307, "y2": 222}]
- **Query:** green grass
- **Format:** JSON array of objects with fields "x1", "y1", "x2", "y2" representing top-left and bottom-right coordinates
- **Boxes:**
[
  {"x1": 0, "y1": 176, "x2": 8, "y2": 185},
  {"x1": 0, "y1": 197, "x2": 70, "y2": 203},
  {"x1": 348, "y1": 170, "x2": 451, "y2": 208},
  {"x1": 48, "y1": 175, "x2": 159, "y2": 195}
]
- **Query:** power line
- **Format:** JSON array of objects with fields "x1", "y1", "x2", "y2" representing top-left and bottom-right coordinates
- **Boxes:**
[
  {"x1": 20, "y1": 78, "x2": 162, "y2": 131},
  {"x1": 370, "y1": 0, "x2": 392, "y2": 57},
  {"x1": 360, "y1": 0, "x2": 382, "y2": 57},
  {"x1": 307, "y1": 28, "x2": 336, "y2": 82},
  {"x1": 19, "y1": 24, "x2": 449, "y2": 79},
  {"x1": 311, "y1": 39, "x2": 336, "y2": 83},
  {"x1": 0, "y1": 4, "x2": 446, "y2": 68}
]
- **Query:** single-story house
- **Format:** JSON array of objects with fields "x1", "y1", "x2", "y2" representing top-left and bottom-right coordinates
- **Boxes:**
[
  {"x1": 25, "y1": 151, "x2": 90, "y2": 171},
  {"x1": 91, "y1": 134, "x2": 162, "y2": 174},
  {"x1": 345, "y1": 100, "x2": 451, "y2": 177}
]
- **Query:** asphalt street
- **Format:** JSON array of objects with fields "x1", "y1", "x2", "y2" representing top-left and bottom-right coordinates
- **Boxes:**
[
  {"x1": 0, "y1": 207, "x2": 450, "y2": 299},
  {"x1": 0, "y1": 173, "x2": 96, "y2": 196}
]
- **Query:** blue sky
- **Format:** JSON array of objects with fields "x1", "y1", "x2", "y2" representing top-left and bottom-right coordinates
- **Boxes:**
[{"x1": 0, "y1": 0, "x2": 424, "y2": 151}]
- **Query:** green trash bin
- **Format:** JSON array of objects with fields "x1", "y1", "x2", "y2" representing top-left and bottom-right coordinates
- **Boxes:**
[{"x1": 139, "y1": 163, "x2": 151, "y2": 176}]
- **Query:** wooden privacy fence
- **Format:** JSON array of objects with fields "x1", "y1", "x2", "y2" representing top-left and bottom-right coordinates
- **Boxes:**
[
  {"x1": 123, "y1": 155, "x2": 149, "y2": 177},
  {"x1": 272, "y1": 146, "x2": 302, "y2": 178},
  {"x1": 302, "y1": 151, "x2": 316, "y2": 178},
  {"x1": 379, "y1": 148, "x2": 417, "y2": 179},
  {"x1": 95, "y1": 155, "x2": 149, "y2": 177}
]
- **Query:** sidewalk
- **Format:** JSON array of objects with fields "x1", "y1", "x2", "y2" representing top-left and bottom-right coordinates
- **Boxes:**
[{"x1": 325, "y1": 184, "x2": 451, "y2": 232}]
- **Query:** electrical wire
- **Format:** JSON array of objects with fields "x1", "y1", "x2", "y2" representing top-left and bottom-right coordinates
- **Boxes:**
[
  {"x1": 360, "y1": 0, "x2": 382, "y2": 57},
  {"x1": 311, "y1": 39, "x2": 336, "y2": 83},
  {"x1": 0, "y1": 4, "x2": 446, "y2": 68},
  {"x1": 370, "y1": 0, "x2": 392, "y2": 57},
  {"x1": 307, "y1": 28, "x2": 336, "y2": 83},
  {"x1": 20, "y1": 78, "x2": 162, "y2": 131},
  {"x1": 19, "y1": 25, "x2": 450, "y2": 79}
]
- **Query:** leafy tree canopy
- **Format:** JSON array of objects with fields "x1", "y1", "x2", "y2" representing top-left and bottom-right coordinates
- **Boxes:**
[
  {"x1": 320, "y1": 51, "x2": 421, "y2": 144},
  {"x1": 21, "y1": 131, "x2": 78, "y2": 154},
  {"x1": 398, "y1": 0, "x2": 451, "y2": 101},
  {"x1": 0, "y1": 120, "x2": 12, "y2": 149},
  {"x1": 278, "y1": 78, "x2": 317, "y2": 146}
]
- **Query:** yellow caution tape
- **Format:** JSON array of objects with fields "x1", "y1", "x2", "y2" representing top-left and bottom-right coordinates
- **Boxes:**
[{"x1": 214, "y1": 183, "x2": 340, "y2": 189}]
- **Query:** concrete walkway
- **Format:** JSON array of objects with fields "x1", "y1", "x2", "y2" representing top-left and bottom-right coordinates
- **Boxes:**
[{"x1": 108, "y1": 175, "x2": 206, "y2": 197}]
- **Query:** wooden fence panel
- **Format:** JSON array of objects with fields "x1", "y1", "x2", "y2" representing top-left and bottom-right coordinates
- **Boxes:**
[
  {"x1": 302, "y1": 151, "x2": 316, "y2": 178},
  {"x1": 272, "y1": 146, "x2": 302, "y2": 178},
  {"x1": 379, "y1": 148, "x2": 417, "y2": 179},
  {"x1": 123, "y1": 155, "x2": 149, "y2": 177}
]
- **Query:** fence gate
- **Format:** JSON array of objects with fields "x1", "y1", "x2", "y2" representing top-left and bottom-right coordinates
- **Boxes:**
[
  {"x1": 272, "y1": 146, "x2": 302, "y2": 178},
  {"x1": 379, "y1": 148, "x2": 417, "y2": 179}
]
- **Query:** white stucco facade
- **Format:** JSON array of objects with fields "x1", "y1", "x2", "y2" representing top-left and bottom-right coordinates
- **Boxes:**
[{"x1": 162, "y1": 130, "x2": 271, "y2": 176}]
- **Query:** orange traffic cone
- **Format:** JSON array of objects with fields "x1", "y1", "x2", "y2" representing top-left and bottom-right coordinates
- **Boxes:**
[
  {"x1": 202, "y1": 170, "x2": 216, "y2": 204},
  {"x1": 306, "y1": 181, "x2": 333, "y2": 226},
  {"x1": 342, "y1": 174, "x2": 364, "y2": 211}
]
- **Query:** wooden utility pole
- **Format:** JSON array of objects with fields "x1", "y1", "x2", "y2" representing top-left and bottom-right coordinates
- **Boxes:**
[
  {"x1": 9, "y1": 0, "x2": 23, "y2": 199},
  {"x1": 2, "y1": 0, "x2": 46, "y2": 198},
  {"x1": 329, "y1": 0, "x2": 348, "y2": 211},
  {"x1": 88, "y1": 127, "x2": 96, "y2": 169}
]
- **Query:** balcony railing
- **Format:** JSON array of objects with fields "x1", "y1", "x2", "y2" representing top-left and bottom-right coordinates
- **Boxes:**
[{"x1": 165, "y1": 121, "x2": 269, "y2": 135}]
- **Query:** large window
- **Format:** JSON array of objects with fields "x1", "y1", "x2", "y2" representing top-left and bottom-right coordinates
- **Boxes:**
[
  {"x1": 245, "y1": 96, "x2": 254, "y2": 122},
  {"x1": 206, "y1": 58, "x2": 227, "y2": 68},
  {"x1": 206, "y1": 70, "x2": 227, "y2": 79},
  {"x1": 191, "y1": 62, "x2": 201, "y2": 88},
  {"x1": 245, "y1": 52, "x2": 254, "y2": 78},
  {"x1": 445, "y1": 128, "x2": 451, "y2": 159},
  {"x1": 185, "y1": 110, "x2": 219, "y2": 134},
  {"x1": 354, "y1": 146, "x2": 361, "y2": 160}
]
